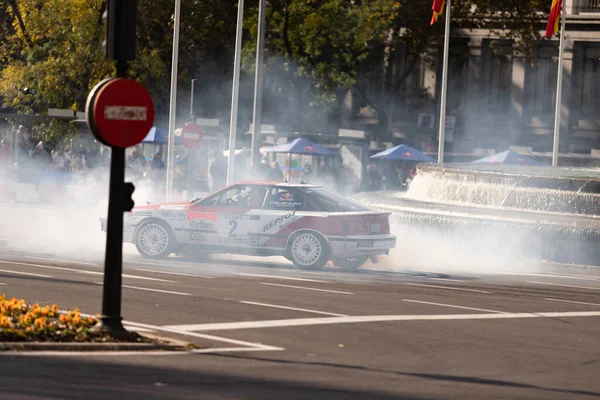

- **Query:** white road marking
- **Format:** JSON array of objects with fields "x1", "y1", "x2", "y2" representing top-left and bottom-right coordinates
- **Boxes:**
[
  {"x1": 22, "y1": 256, "x2": 98, "y2": 266},
  {"x1": 134, "y1": 268, "x2": 215, "y2": 279},
  {"x1": 0, "y1": 268, "x2": 52, "y2": 278},
  {"x1": 526, "y1": 281, "x2": 600, "y2": 291},
  {"x1": 0, "y1": 347, "x2": 284, "y2": 357},
  {"x1": 260, "y1": 282, "x2": 353, "y2": 295},
  {"x1": 297, "y1": 271, "x2": 329, "y2": 276},
  {"x1": 237, "y1": 273, "x2": 330, "y2": 284},
  {"x1": 502, "y1": 272, "x2": 600, "y2": 281},
  {"x1": 428, "y1": 278, "x2": 467, "y2": 283},
  {"x1": 163, "y1": 311, "x2": 600, "y2": 332},
  {"x1": 0, "y1": 282, "x2": 5, "y2": 285},
  {"x1": 405, "y1": 283, "x2": 491, "y2": 294},
  {"x1": 402, "y1": 299, "x2": 507, "y2": 314},
  {"x1": 93, "y1": 282, "x2": 191, "y2": 296},
  {"x1": 544, "y1": 298, "x2": 600, "y2": 307},
  {"x1": 240, "y1": 301, "x2": 348, "y2": 317},
  {"x1": 123, "y1": 320, "x2": 283, "y2": 351},
  {"x1": 0, "y1": 260, "x2": 176, "y2": 282},
  {"x1": 123, "y1": 326, "x2": 155, "y2": 333}
]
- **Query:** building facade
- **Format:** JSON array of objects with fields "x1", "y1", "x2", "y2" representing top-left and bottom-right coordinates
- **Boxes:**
[{"x1": 381, "y1": 0, "x2": 600, "y2": 162}]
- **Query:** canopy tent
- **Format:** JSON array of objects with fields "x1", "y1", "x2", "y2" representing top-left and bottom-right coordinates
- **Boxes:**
[
  {"x1": 370, "y1": 144, "x2": 435, "y2": 162},
  {"x1": 265, "y1": 137, "x2": 336, "y2": 156},
  {"x1": 142, "y1": 127, "x2": 183, "y2": 145},
  {"x1": 472, "y1": 150, "x2": 540, "y2": 165}
]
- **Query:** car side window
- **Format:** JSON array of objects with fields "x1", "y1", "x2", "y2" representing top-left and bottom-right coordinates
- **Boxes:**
[{"x1": 264, "y1": 188, "x2": 306, "y2": 211}]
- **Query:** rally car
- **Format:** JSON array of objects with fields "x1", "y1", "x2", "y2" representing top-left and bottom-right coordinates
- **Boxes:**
[{"x1": 102, "y1": 182, "x2": 396, "y2": 271}]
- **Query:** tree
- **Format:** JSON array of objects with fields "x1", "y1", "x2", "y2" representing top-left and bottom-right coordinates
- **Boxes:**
[{"x1": 241, "y1": 0, "x2": 548, "y2": 136}]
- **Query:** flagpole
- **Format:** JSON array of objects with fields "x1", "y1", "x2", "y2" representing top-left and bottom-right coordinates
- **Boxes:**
[
  {"x1": 551, "y1": 1, "x2": 566, "y2": 167},
  {"x1": 227, "y1": 0, "x2": 244, "y2": 185},
  {"x1": 437, "y1": 0, "x2": 451, "y2": 164},
  {"x1": 166, "y1": 0, "x2": 181, "y2": 201}
]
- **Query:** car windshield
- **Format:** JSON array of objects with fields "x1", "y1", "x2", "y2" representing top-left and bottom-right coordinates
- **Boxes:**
[{"x1": 295, "y1": 187, "x2": 369, "y2": 212}]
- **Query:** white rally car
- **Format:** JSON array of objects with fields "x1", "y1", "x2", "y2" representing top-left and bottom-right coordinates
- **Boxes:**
[{"x1": 103, "y1": 182, "x2": 396, "y2": 270}]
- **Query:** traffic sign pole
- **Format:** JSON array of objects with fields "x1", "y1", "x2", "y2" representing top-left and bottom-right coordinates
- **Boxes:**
[{"x1": 97, "y1": 60, "x2": 128, "y2": 334}]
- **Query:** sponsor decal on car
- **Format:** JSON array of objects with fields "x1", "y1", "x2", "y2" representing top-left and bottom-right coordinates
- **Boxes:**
[
  {"x1": 161, "y1": 211, "x2": 186, "y2": 220},
  {"x1": 189, "y1": 219, "x2": 215, "y2": 231},
  {"x1": 133, "y1": 211, "x2": 153, "y2": 217},
  {"x1": 218, "y1": 213, "x2": 260, "y2": 221},
  {"x1": 188, "y1": 232, "x2": 206, "y2": 242},
  {"x1": 159, "y1": 204, "x2": 187, "y2": 210},
  {"x1": 187, "y1": 212, "x2": 218, "y2": 222},
  {"x1": 217, "y1": 236, "x2": 249, "y2": 244},
  {"x1": 262, "y1": 211, "x2": 298, "y2": 233}
]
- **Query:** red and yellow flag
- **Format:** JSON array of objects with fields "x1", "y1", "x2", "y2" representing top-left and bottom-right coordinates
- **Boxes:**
[
  {"x1": 545, "y1": 0, "x2": 562, "y2": 37},
  {"x1": 431, "y1": 0, "x2": 445, "y2": 25}
]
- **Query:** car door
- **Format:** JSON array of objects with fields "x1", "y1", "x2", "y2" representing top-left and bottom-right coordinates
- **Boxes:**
[
  {"x1": 185, "y1": 184, "x2": 265, "y2": 248},
  {"x1": 259, "y1": 187, "x2": 307, "y2": 249}
]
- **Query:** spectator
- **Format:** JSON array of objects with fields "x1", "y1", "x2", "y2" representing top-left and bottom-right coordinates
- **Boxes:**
[
  {"x1": 151, "y1": 153, "x2": 165, "y2": 170},
  {"x1": 31, "y1": 141, "x2": 51, "y2": 166},
  {"x1": 269, "y1": 161, "x2": 284, "y2": 181},
  {"x1": 366, "y1": 163, "x2": 382, "y2": 191},
  {"x1": 210, "y1": 153, "x2": 228, "y2": 191},
  {"x1": 52, "y1": 147, "x2": 71, "y2": 172}
]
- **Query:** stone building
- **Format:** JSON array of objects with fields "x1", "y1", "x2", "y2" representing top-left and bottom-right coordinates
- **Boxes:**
[{"x1": 348, "y1": 0, "x2": 600, "y2": 162}]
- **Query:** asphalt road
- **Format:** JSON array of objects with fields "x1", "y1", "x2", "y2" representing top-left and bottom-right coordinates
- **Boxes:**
[{"x1": 0, "y1": 243, "x2": 599, "y2": 400}]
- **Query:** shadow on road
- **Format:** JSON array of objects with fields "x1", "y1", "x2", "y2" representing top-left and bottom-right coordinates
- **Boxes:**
[
  {"x1": 208, "y1": 353, "x2": 600, "y2": 399},
  {"x1": 0, "y1": 355, "x2": 433, "y2": 400}
]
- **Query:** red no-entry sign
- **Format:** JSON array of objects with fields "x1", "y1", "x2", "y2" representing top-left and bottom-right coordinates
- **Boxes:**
[
  {"x1": 181, "y1": 122, "x2": 203, "y2": 149},
  {"x1": 86, "y1": 78, "x2": 155, "y2": 148}
]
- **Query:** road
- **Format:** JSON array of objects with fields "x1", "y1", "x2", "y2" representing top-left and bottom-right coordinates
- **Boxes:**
[{"x1": 0, "y1": 243, "x2": 599, "y2": 399}]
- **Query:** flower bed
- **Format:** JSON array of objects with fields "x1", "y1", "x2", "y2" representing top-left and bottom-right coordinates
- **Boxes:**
[{"x1": 0, "y1": 295, "x2": 152, "y2": 343}]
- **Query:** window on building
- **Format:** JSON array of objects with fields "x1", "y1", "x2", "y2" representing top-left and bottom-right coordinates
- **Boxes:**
[
  {"x1": 529, "y1": 46, "x2": 558, "y2": 116},
  {"x1": 582, "y1": 47, "x2": 600, "y2": 117},
  {"x1": 447, "y1": 45, "x2": 469, "y2": 110},
  {"x1": 488, "y1": 44, "x2": 512, "y2": 112}
]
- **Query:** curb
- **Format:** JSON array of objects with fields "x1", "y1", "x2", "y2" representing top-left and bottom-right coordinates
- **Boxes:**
[{"x1": 0, "y1": 333, "x2": 200, "y2": 352}]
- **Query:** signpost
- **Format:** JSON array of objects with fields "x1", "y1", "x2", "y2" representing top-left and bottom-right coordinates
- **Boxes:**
[
  {"x1": 180, "y1": 122, "x2": 203, "y2": 200},
  {"x1": 85, "y1": 0, "x2": 154, "y2": 335},
  {"x1": 181, "y1": 122, "x2": 203, "y2": 149}
]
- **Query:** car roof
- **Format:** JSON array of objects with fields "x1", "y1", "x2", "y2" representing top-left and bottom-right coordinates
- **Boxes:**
[{"x1": 236, "y1": 181, "x2": 322, "y2": 188}]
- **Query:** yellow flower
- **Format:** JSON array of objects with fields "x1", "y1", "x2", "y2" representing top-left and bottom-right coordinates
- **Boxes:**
[
  {"x1": 87, "y1": 316, "x2": 95, "y2": 324},
  {"x1": 51, "y1": 304, "x2": 59, "y2": 315},
  {"x1": 34, "y1": 317, "x2": 46, "y2": 329},
  {"x1": 0, "y1": 316, "x2": 11, "y2": 328},
  {"x1": 41, "y1": 306, "x2": 50, "y2": 316},
  {"x1": 59, "y1": 314, "x2": 68, "y2": 324},
  {"x1": 72, "y1": 316, "x2": 82, "y2": 325}
]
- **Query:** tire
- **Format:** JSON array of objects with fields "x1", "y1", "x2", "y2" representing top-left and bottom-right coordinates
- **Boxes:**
[
  {"x1": 287, "y1": 231, "x2": 329, "y2": 270},
  {"x1": 134, "y1": 220, "x2": 176, "y2": 259},
  {"x1": 335, "y1": 256, "x2": 368, "y2": 272}
]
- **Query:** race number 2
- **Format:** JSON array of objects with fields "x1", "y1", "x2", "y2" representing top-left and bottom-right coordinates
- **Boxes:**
[{"x1": 229, "y1": 220, "x2": 238, "y2": 237}]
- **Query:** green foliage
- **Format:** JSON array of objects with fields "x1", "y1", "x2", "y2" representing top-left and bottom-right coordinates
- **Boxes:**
[{"x1": 0, "y1": 0, "x2": 551, "y2": 140}]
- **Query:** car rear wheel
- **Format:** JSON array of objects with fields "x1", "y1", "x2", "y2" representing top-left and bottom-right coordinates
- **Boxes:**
[
  {"x1": 335, "y1": 256, "x2": 368, "y2": 272},
  {"x1": 135, "y1": 221, "x2": 175, "y2": 259},
  {"x1": 288, "y1": 231, "x2": 329, "y2": 270}
]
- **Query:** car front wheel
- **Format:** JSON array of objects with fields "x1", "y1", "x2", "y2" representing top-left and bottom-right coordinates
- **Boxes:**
[
  {"x1": 135, "y1": 221, "x2": 175, "y2": 259},
  {"x1": 287, "y1": 231, "x2": 329, "y2": 270}
]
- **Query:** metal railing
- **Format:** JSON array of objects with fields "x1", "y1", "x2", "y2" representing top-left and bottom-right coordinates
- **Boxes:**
[{"x1": 574, "y1": 0, "x2": 600, "y2": 12}]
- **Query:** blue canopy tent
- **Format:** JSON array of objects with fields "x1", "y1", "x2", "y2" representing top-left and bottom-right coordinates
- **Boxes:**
[
  {"x1": 142, "y1": 127, "x2": 183, "y2": 145},
  {"x1": 265, "y1": 138, "x2": 337, "y2": 178},
  {"x1": 472, "y1": 150, "x2": 540, "y2": 165},
  {"x1": 265, "y1": 137, "x2": 336, "y2": 156},
  {"x1": 370, "y1": 144, "x2": 435, "y2": 162}
]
